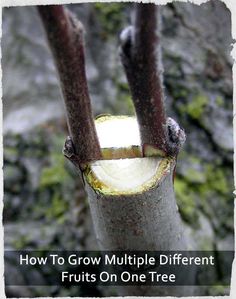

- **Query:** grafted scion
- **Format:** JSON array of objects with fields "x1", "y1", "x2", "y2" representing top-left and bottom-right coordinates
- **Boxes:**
[
  {"x1": 120, "y1": 3, "x2": 185, "y2": 158},
  {"x1": 38, "y1": 5, "x2": 102, "y2": 167},
  {"x1": 38, "y1": 3, "x2": 185, "y2": 167}
]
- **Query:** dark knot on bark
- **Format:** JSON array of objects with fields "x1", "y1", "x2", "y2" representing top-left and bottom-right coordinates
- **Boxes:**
[{"x1": 166, "y1": 117, "x2": 186, "y2": 157}]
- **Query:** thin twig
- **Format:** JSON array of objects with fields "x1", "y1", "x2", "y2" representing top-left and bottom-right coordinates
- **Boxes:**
[
  {"x1": 38, "y1": 5, "x2": 102, "y2": 165},
  {"x1": 120, "y1": 3, "x2": 168, "y2": 156}
]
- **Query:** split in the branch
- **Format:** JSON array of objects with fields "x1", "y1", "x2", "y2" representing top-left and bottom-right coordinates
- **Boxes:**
[{"x1": 39, "y1": 4, "x2": 185, "y2": 167}]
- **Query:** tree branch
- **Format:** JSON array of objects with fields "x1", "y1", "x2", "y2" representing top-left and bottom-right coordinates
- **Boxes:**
[
  {"x1": 38, "y1": 5, "x2": 102, "y2": 165},
  {"x1": 120, "y1": 3, "x2": 167, "y2": 156},
  {"x1": 120, "y1": 3, "x2": 186, "y2": 158}
]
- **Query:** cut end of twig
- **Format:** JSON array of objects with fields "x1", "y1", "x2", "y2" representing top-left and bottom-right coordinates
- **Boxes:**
[{"x1": 119, "y1": 26, "x2": 134, "y2": 63}]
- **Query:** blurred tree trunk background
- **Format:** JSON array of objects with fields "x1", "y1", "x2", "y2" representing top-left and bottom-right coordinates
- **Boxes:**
[{"x1": 2, "y1": 1, "x2": 234, "y2": 297}]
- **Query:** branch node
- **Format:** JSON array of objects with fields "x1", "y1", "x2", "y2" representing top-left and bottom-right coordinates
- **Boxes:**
[
  {"x1": 119, "y1": 26, "x2": 134, "y2": 59},
  {"x1": 166, "y1": 117, "x2": 186, "y2": 156},
  {"x1": 62, "y1": 136, "x2": 86, "y2": 171},
  {"x1": 63, "y1": 136, "x2": 75, "y2": 158}
]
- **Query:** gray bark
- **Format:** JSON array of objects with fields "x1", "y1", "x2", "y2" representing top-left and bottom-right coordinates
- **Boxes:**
[
  {"x1": 84, "y1": 152, "x2": 190, "y2": 296},
  {"x1": 85, "y1": 160, "x2": 185, "y2": 251}
]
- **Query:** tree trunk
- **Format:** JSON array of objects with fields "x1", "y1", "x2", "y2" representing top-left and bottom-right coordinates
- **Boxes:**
[{"x1": 83, "y1": 116, "x2": 190, "y2": 296}]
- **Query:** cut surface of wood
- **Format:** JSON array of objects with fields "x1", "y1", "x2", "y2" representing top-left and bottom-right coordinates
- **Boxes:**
[{"x1": 84, "y1": 116, "x2": 174, "y2": 195}]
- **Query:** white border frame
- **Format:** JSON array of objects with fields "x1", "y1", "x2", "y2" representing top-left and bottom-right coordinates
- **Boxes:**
[{"x1": 0, "y1": 1, "x2": 235, "y2": 298}]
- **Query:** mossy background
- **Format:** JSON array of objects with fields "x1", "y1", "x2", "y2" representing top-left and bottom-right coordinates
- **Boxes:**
[{"x1": 2, "y1": 1, "x2": 234, "y2": 297}]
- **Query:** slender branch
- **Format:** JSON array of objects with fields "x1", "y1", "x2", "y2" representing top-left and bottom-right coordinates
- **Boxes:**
[
  {"x1": 38, "y1": 5, "x2": 102, "y2": 165},
  {"x1": 120, "y1": 3, "x2": 168, "y2": 156}
]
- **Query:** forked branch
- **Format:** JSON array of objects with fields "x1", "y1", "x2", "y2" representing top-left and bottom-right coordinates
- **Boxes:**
[
  {"x1": 38, "y1": 4, "x2": 185, "y2": 165},
  {"x1": 38, "y1": 5, "x2": 102, "y2": 165}
]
